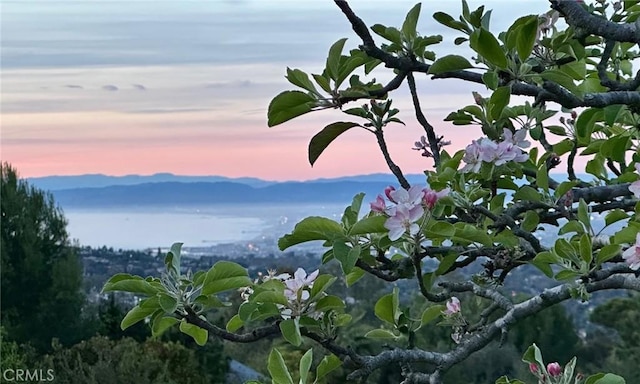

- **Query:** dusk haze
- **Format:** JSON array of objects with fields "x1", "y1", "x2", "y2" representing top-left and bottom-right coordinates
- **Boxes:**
[{"x1": 2, "y1": 0, "x2": 548, "y2": 180}]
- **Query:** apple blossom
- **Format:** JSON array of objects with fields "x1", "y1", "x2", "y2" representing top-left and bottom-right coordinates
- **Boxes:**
[
  {"x1": 443, "y1": 296, "x2": 461, "y2": 315},
  {"x1": 283, "y1": 268, "x2": 319, "y2": 301},
  {"x1": 384, "y1": 185, "x2": 396, "y2": 202},
  {"x1": 370, "y1": 194, "x2": 386, "y2": 213},
  {"x1": 547, "y1": 362, "x2": 562, "y2": 377},
  {"x1": 388, "y1": 185, "x2": 425, "y2": 211},
  {"x1": 423, "y1": 187, "x2": 450, "y2": 209},
  {"x1": 502, "y1": 128, "x2": 530, "y2": 148},
  {"x1": 384, "y1": 205, "x2": 424, "y2": 241},
  {"x1": 622, "y1": 233, "x2": 640, "y2": 270}
]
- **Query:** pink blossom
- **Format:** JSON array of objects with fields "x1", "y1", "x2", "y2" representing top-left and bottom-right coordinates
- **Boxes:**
[
  {"x1": 502, "y1": 128, "x2": 530, "y2": 148},
  {"x1": 529, "y1": 363, "x2": 539, "y2": 374},
  {"x1": 443, "y1": 296, "x2": 461, "y2": 315},
  {"x1": 370, "y1": 194, "x2": 386, "y2": 213},
  {"x1": 423, "y1": 188, "x2": 450, "y2": 209},
  {"x1": 284, "y1": 268, "x2": 319, "y2": 301},
  {"x1": 384, "y1": 205, "x2": 424, "y2": 241},
  {"x1": 546, "y1": 362, "x2": 562, "y2": 377},
  {"x1": 389, "y1": 185, "x2": 425, "y2": 210},
  {"x1": 461, "y1": 140, "x2": 483, "y2": 173},
  {"x1": 384, "y1": 186, "x2": 396, "y2": 203},
  {"x1": 628, "y1": 163, "x2": 640, "y2": 198},
  {"x1": 622, "y1": 233, "x2": 640, "y2": 270}
]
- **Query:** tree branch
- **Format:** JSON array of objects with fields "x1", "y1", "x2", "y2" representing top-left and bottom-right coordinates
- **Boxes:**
[
  {"x1": 407, "y1": 72, "x2": 441, "y2": 166},
  {"x1": 551, "y1": 0, "x2": 640, "y2": 44}
]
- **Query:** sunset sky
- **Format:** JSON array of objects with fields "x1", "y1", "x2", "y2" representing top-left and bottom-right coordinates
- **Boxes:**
[{"x1": 2, "y1": 0, "x2": 549, "y2": 181}]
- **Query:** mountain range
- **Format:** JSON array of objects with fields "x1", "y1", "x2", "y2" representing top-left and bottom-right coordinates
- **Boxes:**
[{"x1": 29, "y1": 173, "x2": 429, "y2": 207}]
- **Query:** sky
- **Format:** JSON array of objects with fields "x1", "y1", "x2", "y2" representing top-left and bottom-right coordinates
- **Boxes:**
[{"x1": 2, "y1": 0, "x2": 550, "y2": 181}]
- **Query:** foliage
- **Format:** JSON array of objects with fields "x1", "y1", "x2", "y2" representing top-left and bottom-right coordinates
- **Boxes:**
[
  {"x1": 42, "y1": 336, "x2": 219, "y2": 384},
  {"x1": 1, "y1": 162, "x2": 87, "y2": 352},
  {"x1": 104, "y1": 1, "x2": 640, "y2": 383}
]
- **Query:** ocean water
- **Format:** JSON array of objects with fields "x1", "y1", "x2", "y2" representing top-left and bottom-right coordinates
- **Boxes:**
[{"x1": 63, "y1": 203, "x2": 346, "y2": 250}]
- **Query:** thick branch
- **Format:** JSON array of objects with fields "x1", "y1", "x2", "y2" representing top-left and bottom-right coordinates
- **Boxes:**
[
  {"x1": 183, "y1": 305, "x2": 281, "y2": 342},
  {"x1": 551, "y1": 0, "x2": 640, "y2": 44},
  {"x1": 347, "y1": 273, "x2": 640, "y2": 382}
]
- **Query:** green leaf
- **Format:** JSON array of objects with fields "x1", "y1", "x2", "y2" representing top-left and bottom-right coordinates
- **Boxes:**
[
  {"x1": 299, "y1": 349, "x2": 313, "y2": 384},
  {"x1": 308, "y1": 122, "x2": 360, "y2": 166},
  {"x1": 371, "y1": 24, "x2": 402, "y2": 45},
  {"x1": 452, "y1": 223, "x2": 493, "y2": 246},
  {"x1": 165, "y1": 242, "x2": 183, "y2": 275},
  {"x1": 315, "y1": 354, "x2": 341, "y2": 383},
  {"x1": 333, "y1": 242, "x2": 360, "y2": 274},
  {"x1": 435, "y1": 253, "x2": 457, "y2": 276},
  {"x1": 268, "y1": 349, "x2": 294, "y2": 384},
  {"x1": 326, "y1": 38, "x2": 348, "y2": 81},
  {"x1": 346, "y1": 267, "x2": 365, "y2": 287},
  {"x1": 521, "y1": 211, "x2": 539, "y2": 232},
  {"x1": 102, "y1": 274, "x2": 160, "y2": 296},
  {"x1": 541, "y1": 69, "x2": 579, "y2": 95},
  {"x1": 402, "y1": 3, "x2": 421, "y2": 39},
  {"x1": 374, "y1": 288, "x2": 399, "y2": 325},
  {"x1": 585, "y1": 373, "x2": 626, "y2": 384},
  {"x1": 278, "y1": 216, "x2": 343, "y2": 250},
  {"x1": 577, "y1": 199, "x2": 591, "y2": 231},
  {"x1": 579, "y1": 233, "x2": 593, "y2": 265},
  {"x1": 309, "y1": 274, "x2": 336, "y2": 302},
  {"x1": 342, "y1": 193, "x2": 365, "y2": 228},
  {"x1": 364, "y1": 329, "x2": 399, "y2": 339},
  {"x1": 267, "y1": 91, "x2": 315, "y2": 127},
  {"x1": 179, "y1": 319, "x2": 208, "y2": 346},
  {"x1": 201, "y1": 261, "x2": 251, "y2": 296},
  {"x1": 554, "y1": 181, "x2": 578, "y2": 199},
  {"x1": 226, "y1": 314, "x2": 244, "y2": 333},
  {"x1": 121, "y1": 305, "x2": 157, "y2": 330},
  {"x1": 313, "y1": 73, "x2": 332, "y2": 93},
  {"x1": 482, "y1": 71, "x2": 499, "y2": 90},
  {"x1": 349, "y1": 215, "x2": 388, "y2": 235},
  {"x1": 597, "y1": 244, "x2": 620, "y2": 264},
  {"x1": 315, "y1": 295, "x2": 346, "y2": 312},
  {"x1": 470, "y1": 28, "x2": 508, "y2": 68},
  {"x1": 158, "y1": 294, "x2": 178, "y2": 313},
  {"x1": 489, "y1": 86, "x2": 511, "y2": 120},
  {"x1": 286, "y1": 68, "x2": 319, "y2": 94},
  {"x1": 252, "y1": 291, "x2": 289, "y2": 306},
  {"x1": 513, "y1": 186, "x2": 542, "y2": 202},
  {"x1": 433, "y1": 12, "x2": 470, "y2": 33},
  {"x1": 280, "y1": 318, "x2": 302, "y2": 347},
  {"x1": 428, "y1": 55, "x2": 473, "y2": 74},
  {"x1": 515, "y1": 16, "x2": 538, "y2": 61},
  {"x1": 522, "y1": 343, "x2": 545, "y2": 367},
  {"x1": 151, "y1": 316, "x2": 179, "y2": 338},
  {"x1": 536, "y1": 165, "x2": 549, "y2": 192},
  {"x1": 420, "y1": 305, "x2": 445, "y2": 327},
  {"x1": 605, "y1": 210, "x2": 629, "y2": 227}
]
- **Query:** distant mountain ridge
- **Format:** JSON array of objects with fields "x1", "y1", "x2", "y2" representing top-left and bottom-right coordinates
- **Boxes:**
[
  {"x1": 37, "y1": 173, "x2": 429, "y2": 207},
  {"x1": 28, "y1": 172, "x2": 431, "y2": 191},
  {"x1": 34, "y1": 172, "x2": 592, "y2": 208},
  {"x1": 50, "y1": 180, "x2": 414, "y2": 207}
]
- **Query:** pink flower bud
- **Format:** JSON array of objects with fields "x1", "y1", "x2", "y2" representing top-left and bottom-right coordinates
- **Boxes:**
[
  {"x1": 571, "y1": 110, "x2": 577, "y2": 119},
  {"x1": 370, "y1": 195, "x2": 386, "y2": 213},
  {"x1": 422, "y1": 188, "x2": 450, "y2": 209},
  {"x1": 384, "y1": 186, "x2": 396, "y2": 203},
  {"x1": 529, "y1": 363, "x2": 539, "y2": 374},
  {"x1": 547, "y1": 362, "x2": 562, "y2": 377},
  {"x1": 443, "y1": 297, "x2": 461, "y2": 315}
]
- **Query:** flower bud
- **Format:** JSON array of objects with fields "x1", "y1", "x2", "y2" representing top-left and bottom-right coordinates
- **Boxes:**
[
  {"x1": 384, "y1": 186, "x2": 396, "y2": 203},
  {"x1": 529, "y1": 363, "x2": 538, "y2": 374},
  {"x1": 547, "y1": 362, "x2": 562, "y2": 377}
]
